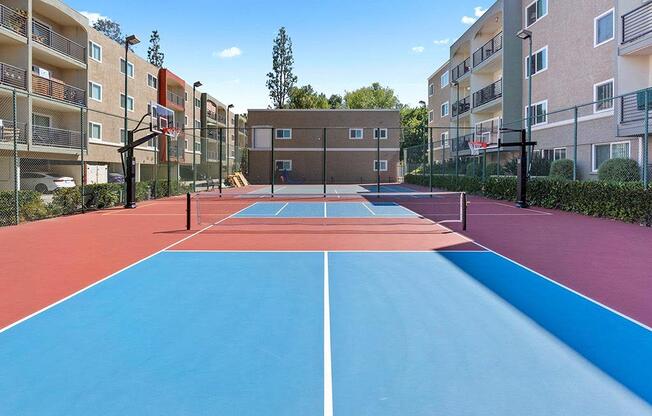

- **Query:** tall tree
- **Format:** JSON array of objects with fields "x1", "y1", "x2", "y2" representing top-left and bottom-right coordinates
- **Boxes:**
[
  {"x1": 266, "y1": 27, "x2": 298, "y2": 109},
  {"x1": 147, "y1": 30, "x2": 165, "y2": 68},
  {"x1": 288, "y1": 85, "x2": 329, "y2": 109},
  {"x1": 93, "y1": 18, "x2": 124, "y2": 45},
  {"x1": 328, "y1": 94, "x2": 344, "y2": 109},
  {"x1": 344, "y1": 82, "x2": 401, "y2": 109}
]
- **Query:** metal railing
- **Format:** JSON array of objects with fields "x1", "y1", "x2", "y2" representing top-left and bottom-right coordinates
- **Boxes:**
[
  {"x1": 452, "y1": 133, "x2": 474, "y2": 152},
  {"x1": 206, "y1": 108, "x2": 217, "y2": 121},
  {"x1": 32, "y1": 74, "x2": 85, "y2": 106},
  {"x1": 472, "y1": 32, "x2": 503, "y2": 67},
  {"x1": 621, "y1": 91, "x2": 649, "y2": 123},
  {"x1": 32, "y1": 125, "x2": 84, "y2": 149},
  {"x1": 32, "y1": 21, "x2": 86, "y2": 63},
  {"x1": 167, "y1": 90, "x2": 184, "y2": 107},
  {"x1": 0, "y1": 62, "x2": 27, "y2": 89},
  {"x1": 622, "y1": 1, "x2": 652, "y2": 44},
  {"x1": 473, "y1": 79, "x2": 503, "y2": 108},
  {"x1": 218, "y1": 114, "x2": 226, "y2": 124},
  {"x1": 0, "y1": 120, "x2": 27, "y2": 144},
  {"x1": 452, "y1": 96, "x2": 471, "y2": 117},
  {"x1": 0, "y1": 4, "x2": 27, "y2": 37},
  {"x1": 451, "y1": 58, "x2": 471, "y2": 82}
]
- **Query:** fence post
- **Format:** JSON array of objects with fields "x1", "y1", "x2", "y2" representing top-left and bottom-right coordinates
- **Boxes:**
[
  {"x1": 167, "y1": 135, "x2": 171, "y2": 197},
  {"x1": 429, "y1": 128, "x2": 434, "y2": 192},
  {"x1": 80, "y1": 107, "x2": 85, "y2": 213},
  {"x1": 376, "y1": 126, "x2": 381, "y2": 194},
  {"x1": 645, "y1": 90, "x2": 650, "y2": 188},
  {"x1": 455, "y1": 136, "x2": 459, "y2": 177},
  {"x1": 323, "y1": 127, "x2": 327, "y2": 196},
  {"x1": 271, "y1": 127, "x2": 275, "y2": 196},
  {"x1": 219, "y1": 127, "x2": 223, "y2": 195},
  {"x1": 573, "y1": 106, "x2": 578, "y2": 181},
  {"x1": 12, "y1": 89, "x2": 19, "y2": 225}
]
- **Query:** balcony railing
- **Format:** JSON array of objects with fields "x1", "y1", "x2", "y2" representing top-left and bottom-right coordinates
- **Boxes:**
[
  {"x1": 622, "y1": 2, "x2": 652, "y2": 44},
  {"x1": 206, "y1": 108, "x2": 218, "y2": 121},
  {"x1": 1, "y1": 62, "x2": 27, "y2": 89},
  {"x1": 0, "y1": 120, "x2": 27, "y2": 144},
  {"x1": 451, "y1": 133, "x2": 475, "y2": 152},
  {"x1": 451, "y1": 58, "x2": 471, "y2": 82},
  {"x1": 620, "y1": 91, "x2": 652, "y2": 124},
  {"x1": 32, "y1": 74, "x2": 85, "y2": 106},
  {"x1": 473, "y1": 32, "x2": 503, "y2": 67},
  {"x1": 473, "y1": 79, "x2": 503, "y2": 108},
  {"x1": 167, "y1": 91, "x2": 184, "y2": 108},
  {"x1": 452, "y1": 96, "x2": 471, "y2": 117},
  {"x1": 32, "y1": 125, "x2": 84, "y2": 149},
  {"x1": 218, "y1": 114, "x2": 226, "y2": 124},
  {"x1": 0, "y1": 4, "x2": 27, "y2": 37},
  {"x1": 32, "y1": 21, "x2": 85, "y2": 63}
]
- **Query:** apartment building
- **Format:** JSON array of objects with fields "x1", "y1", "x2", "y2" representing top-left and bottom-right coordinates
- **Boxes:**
[
  {"x1": 427, "y1": 61, "x2": 452, "y2": 154},
  {"x1": 427, "y1": 0, "x2": 651, "y2": 179},
  {"x1": 246, "y1": 109, "x2": 401, "y2": 184}
]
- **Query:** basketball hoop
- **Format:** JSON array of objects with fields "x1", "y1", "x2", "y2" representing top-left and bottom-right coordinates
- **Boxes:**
[
  {"x1": 469, "y1": 141, "x2": 488, "y2": 156},
  {"x1": 161, "y1": 127, "x2": 181, "y2": 139}
]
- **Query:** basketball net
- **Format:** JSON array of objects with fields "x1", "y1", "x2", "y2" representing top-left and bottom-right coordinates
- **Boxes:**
[{"x1": 468, "y1": 141, "x2": 488, "y2": 156}]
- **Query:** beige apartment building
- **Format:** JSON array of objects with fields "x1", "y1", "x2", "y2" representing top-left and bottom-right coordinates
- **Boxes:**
[
  {"x1": 247, "y1": 110, "x2": 401, "y2": 184},
  {"x1": 427, "y1": 0, "x2": 652, "y2": 179}
]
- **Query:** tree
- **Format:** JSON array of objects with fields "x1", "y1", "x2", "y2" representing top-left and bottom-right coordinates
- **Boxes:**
[
  {"x1": 147, "y1": 30, "x2": 165, "y2": 68},
  {"x1": 400, "y1": 104, "x2": 428, "y2": 160},
  {"x1": 328, "y1": 94, "x2": 344, "y2": 109},
  {"x1": 93, "y1": 18, "x2": 124, "y2": 45},
  {"x1": 288, "y1": 85, "x2": 329, "y2": 109},
  {"x1": 344, "y1": 82, "x2": 401, "y2": 109},
  {"x1": 266, "y1": 27, "x2": 298, "y2": 109}
]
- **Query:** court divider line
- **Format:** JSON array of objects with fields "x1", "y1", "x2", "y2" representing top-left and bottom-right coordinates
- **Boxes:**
[
  {"x1": 361, "y1": 203, "x2": 376, "y2": 216},
  {"x1": 0, "y1": 203, "x2": 255, "y2": 335},
  {"x1": 167, "y1": 250, "x2": 488, "y2": 253},
  {"x1": 323, "y1": 251, "x2": 334, "y2": 416},
  {"x1": 274, "y1": 203, "x2": 289, "y2": 216}
]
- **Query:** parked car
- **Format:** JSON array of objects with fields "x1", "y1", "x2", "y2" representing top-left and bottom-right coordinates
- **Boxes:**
[
  {"x1": 108, "y1": 173, "x2": 125, "y2": 183},
  {"x1": 20, "y1": 172, "x2": 76, "y2": 193}
]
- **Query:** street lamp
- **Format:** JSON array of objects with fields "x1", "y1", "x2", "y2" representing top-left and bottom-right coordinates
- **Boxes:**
[
  {"x1": 226, "y1": 104, "x2": 234, "y2": 176},
  {"x1": 517, "y1": 29, "x2": 533, "y2": 172},
  {"x1": 123, "y1": 34, "x2": 139, "y2": 208},
  {"x1": 192, "y1": 81, "x2": 202, "y2": 192}
]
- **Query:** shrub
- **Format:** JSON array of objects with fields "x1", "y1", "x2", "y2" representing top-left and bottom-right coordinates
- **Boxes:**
[
  {"x1": 530, "y1": 155, "x2": 551, "y2": 177},
  {"x1": 51, "y1": 187, "x2": 81, "y2": 215},
  {"x1": 549, "y1": 159, "x2": 574, "y2": 180},
  {"x1": 83, "y1": 183, "x2": 122, "y2": 210},
  {"x1": 485, "y1": 163, "x2": 502, "y2": 176},
  {"x1": 465, "y1": 162, "x2": 482, "y2": 178},
  {"x1": 0, "y1": 190, "x2": 49, "y2": 226},
  {"x1": 598, "y1": 158, "x2": 641, "y2": 183},
  {"x1": 136, "y1": 182, "x2": 151, "y2": 202}
]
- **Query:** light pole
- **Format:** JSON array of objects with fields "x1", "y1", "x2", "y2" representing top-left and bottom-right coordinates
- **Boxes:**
[
  {"x1": 192, "y1": 81, "x2": 202, "y2": 192},
  {"x1": 517, "y1": 29, "x2": 533, "y2": 173},
  {"x1": 123, "y1": 34, "x2": 139, "y2": 208},
  {"x1": 452, "y1": 80, "x2": 460, "y2": 176},
  {"x1": 226, "y1": 104, "x2": 234, "y2": 176}
]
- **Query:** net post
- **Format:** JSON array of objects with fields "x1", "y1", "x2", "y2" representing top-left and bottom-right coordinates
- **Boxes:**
[
  {"x1": 271, "y1": 127, "x2": 275, "y2": 197},
  {"x1": 461, "y1": 192, "x2": 467, "y2": 231},
  {"x1": 186, "y1": 192, "x2": 191, "y2": 231},
  {"x1": 323, "y1": 127, "x2": 327, "y2": 197}
]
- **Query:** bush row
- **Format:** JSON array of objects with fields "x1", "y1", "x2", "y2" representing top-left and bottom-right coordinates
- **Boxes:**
[{"x1": 405, "y1": 174, "x2": 652, "y2": 225}]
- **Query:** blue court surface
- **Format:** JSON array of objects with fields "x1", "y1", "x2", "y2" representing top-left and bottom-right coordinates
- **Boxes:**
[
  {"x1": 1, "y1": 251, "x2": 650, "y2": 415},
  {"x1": 234, "y1": 202, "x2": 419, "y2": 218}
]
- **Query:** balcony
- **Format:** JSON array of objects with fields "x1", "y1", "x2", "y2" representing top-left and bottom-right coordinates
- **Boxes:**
[
  {"x1": 473, "y1": 79, "x2": 502, "y2": 108},
  {"x1": 451, "y1": 133, "x2": 474, "y2": 152},
  {"x1": 473, "y1": 32, "x2": 503, "y2": 67},
  {"x1": 167, "y1": 90, "x2": 184, "y2": 108},
  {"x1": 207, "y1": 108, "x2": 217, "y2": 121},
  {"x1": 32, "y1": 125, "x2": 84, "y2": 149},
  {"x1": 622, "y1": 2, "x2": 652, "y2": 45},
  {"x1": 32, "y1": 74, "x2": 85, "y2": 106},
  {"x1": 32, "y1": 21, "x2": 85, "y2": 64},
  {"x1": 218, "y1": 114, "x2": 226, "y2": 124},
  {"x1": 452, "y1": 96, "x2": 471, "y2": 117},
  {"x1": 0, "y1": 4, "x2": 27, "y2": 38},
  {"x1": 1, "y1": 62, "x2": 27, "y2": 89},
  {"x1": 451, "y1": 58, "x2": 471, "y2": 83},
  {"x1": 0, "y1": 120, "x2": 27, "y2": 144}
]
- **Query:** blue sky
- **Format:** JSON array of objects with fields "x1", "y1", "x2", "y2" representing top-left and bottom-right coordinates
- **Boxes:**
[{"x1": 68, "y1": 0, "x2": 491, "y2": 112}]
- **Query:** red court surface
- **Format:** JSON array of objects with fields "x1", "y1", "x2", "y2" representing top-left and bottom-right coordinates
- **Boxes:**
[{"x1": 0, "y1": 187, "x2": 650, "y2": 332}]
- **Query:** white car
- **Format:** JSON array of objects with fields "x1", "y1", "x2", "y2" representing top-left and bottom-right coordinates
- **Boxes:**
[{"x1": 21, "y1": 172, "x2": 76, "y2": 193}]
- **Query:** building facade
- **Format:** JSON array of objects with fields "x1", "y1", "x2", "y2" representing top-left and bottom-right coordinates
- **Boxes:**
[{"x1": 246, "y1": 110, "x2": 401, "y2": 184}]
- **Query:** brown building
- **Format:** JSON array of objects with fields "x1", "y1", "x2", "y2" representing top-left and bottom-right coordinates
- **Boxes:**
[{"x1": 246, "y1": 109, "x2": 401, "y2": 184}]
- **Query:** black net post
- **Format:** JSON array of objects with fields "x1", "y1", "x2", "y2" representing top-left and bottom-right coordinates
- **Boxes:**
[
  {"x1": 323, "y1": 127, "x2": 327, "y2": 196},
  {"x1": 186, "y1": 192, "x2": 191, "y2": 230},
  {"x1": 271, "y1": 127, "x2": 275, "y2": 196}
]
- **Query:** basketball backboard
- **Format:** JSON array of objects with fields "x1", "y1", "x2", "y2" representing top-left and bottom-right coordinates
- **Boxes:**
[{"x1": 148, "y1": 101, "x2": 175, "y2": 135}]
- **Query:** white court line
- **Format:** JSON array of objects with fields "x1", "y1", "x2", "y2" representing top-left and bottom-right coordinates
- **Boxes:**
[
  {"x1": 493, "y1": 201, "x2": 553, "y2": 216},
  {"x1": 274, "y1": 203, "x2": 289, "y2": 216},
  {"x1": 0, "y1": 203, "x2": 255, "y2": 335},
  {"x1": 324, "y1": 202, "x2": 328, "y2": 218},
  {"x1": 168, "y1": 250, "x2": 488, "y2": 253},
  {"x1": 323, "y1": 251, "x2": 334, "y2": 416},
  {"x1": 361, "y1": 203, "x2": 377, "y2": 216}
]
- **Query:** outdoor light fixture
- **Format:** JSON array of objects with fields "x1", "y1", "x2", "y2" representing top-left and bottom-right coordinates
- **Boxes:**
[
  {"x1": 194, "y1": 81, "x2": 203, "y2": 88},
  {"x1": 516, "y1": 29, "x2": 532, "y2": 40},
  {"x1": 126, "y1": 34, "x2": 140, "y2": 46}
]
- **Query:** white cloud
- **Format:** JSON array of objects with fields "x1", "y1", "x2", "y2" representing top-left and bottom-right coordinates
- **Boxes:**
[
  {"x1": 432, "y1": 38, "x2": 450, "y2": 45},
  {"x1": 215, "y1": 47, "x2": 242, "y2": 59},
  {"x1": 411, "y1": 46, "x2": 425, "y2": 53},
  {"x1": 80, "y1": 11, "x2": 108, "y2": 25},
  {"x1": 461, "y1": 6, "x2": 488, "y2": 25}
]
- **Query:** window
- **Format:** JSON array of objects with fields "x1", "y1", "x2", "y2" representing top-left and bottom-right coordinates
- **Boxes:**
[
  {"x1": 184, "y1": 116, "x2": 188, "y2": 126},
  {"x1": 374, "y1": 128, "x2": 388, "y2": 140},
  {"x1": 276, "y1": 128, "x2": 292, "y2": 139},
  {"x1": 195, "y1": 98, "x2": 201, "y2": 108},
  {"x1": 525, "y1": 0, "x2": 547, "y2": 27},
  {"x1": 194, "y1": 141, "x2": 201, "y2": 151},
  {"x1": 441, "y1": 131, "x2": 449, "y2": 148},
  {"x1": 525, "y1": 100, "x2": 548, "y2": 126},
  {"x1": 349, "y1": 128, "x2": 364, "y2": 139},
  {"x1": 428, "y1": 83, "x2": 434, "y2": 97},
  {"x1": 554, "y1": 147, "x2": 566, "y2": 160},
  {"x1": 120, "y1": 129, "x2": 126, "y2": 144},
  {"x1": 593, "y1": 142, "x2": 630, "y2": 171},
  {"x1": 89, "y1": 41, "x2": 102, "y2": 62},
  {"x1": 275, "y1": 160, "x2": 292, "y2": 171},
  {"x1": 32, "y1": 113, "x2": 51, "y2": 127},
  {"x1": 120, "y1": 94, "x2": 134, "y2": 112},
  {"x1": 525, "y1": 46, "x2": 548, "y2": 78},
  {"x1": 374, "y1": 160, "x2": 388, "y2": 172},
  {"x1": 441, "y1": 102, "x2": 449, "y2": 117},
  {"x1": 185, "y1": 92, "x2": 188, "y2": 101},
  {"x1": 194, "y1": 120, "x2": 201, "y2": 129},
  {"x1": 147, "y1": 74, "x2": 158, "y2": 89},
  {"x1": 428, "y1": 110, "x2": 434, "y2": 123},
  {"x1": 88, "y1": 81, "x2": 102, "y2": 102},
  {"x1": 88, "y1": 122, "x2": 102, "y2": 140},
  {"x1": 595, "y1": 9, "x2": 615, "y2": 47},
  {"x1": 440, "y1": 72, "x2": 449, "y2": 88},
  {"x1": 594, "y1": 79, "x2": 614, "y2": 113},
  {"x1": 120, "y1": 58, "x2": 134, "y2": 78}
]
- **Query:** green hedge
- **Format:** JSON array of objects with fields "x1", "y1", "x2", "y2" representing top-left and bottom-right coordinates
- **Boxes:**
[
  {"x1": 550, "y1": 159, "x2": 574, "y2": 180},
  {"x1": 0, "y1": 190, "x2": 50, "y2": 226},
  {"x1": 598, "y1": 158, "x2": 641, "y2": 183},
  {"x1": 405, "y1": 174, "x2": 652, "y2": 225}
]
